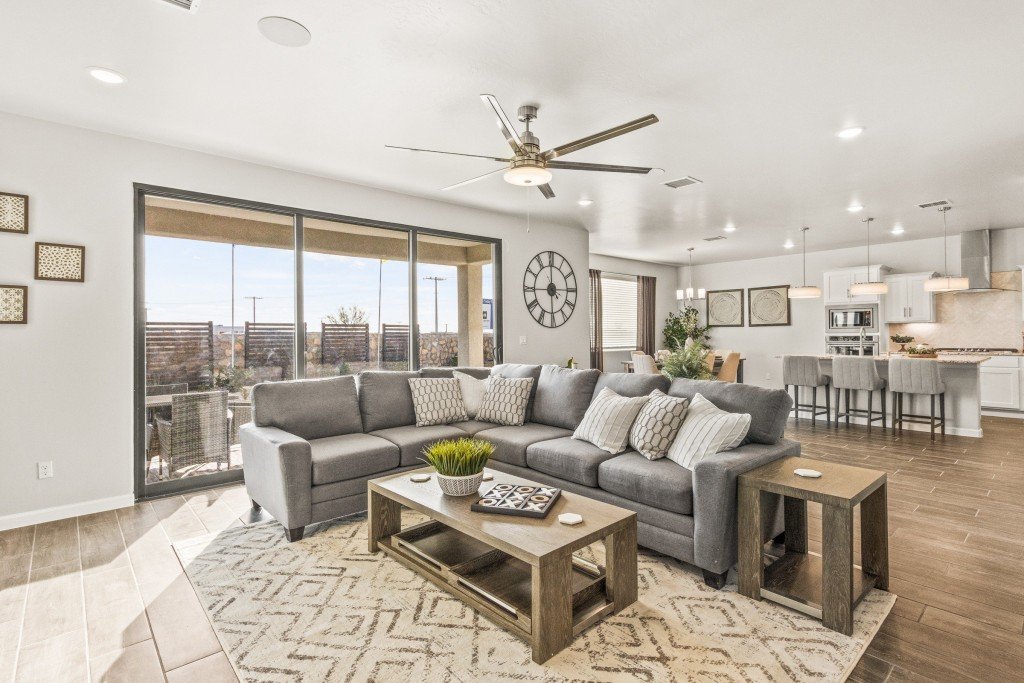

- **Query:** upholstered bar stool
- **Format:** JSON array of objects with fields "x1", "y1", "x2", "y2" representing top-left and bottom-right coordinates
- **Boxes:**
[
  {"x1": 889, "y1": 357, "x2": 945, "y2": 439},
  {"x1": 832, "y1": 357, "x2": 887, "y2": 428},
  {"x1": 782, "y1": 355, "x2": 831, "y2": 426}
]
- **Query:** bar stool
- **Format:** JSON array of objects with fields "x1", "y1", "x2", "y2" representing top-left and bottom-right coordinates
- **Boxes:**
[
  {"x1": 832, "y1": 357, "x2": 887, "y2": 428},
  {"x1": 782, "y1": 355, "x2": 831, "y2": 425},
  {"x1": 889, "y1": 357, "x2": 946, "y2": 439}
]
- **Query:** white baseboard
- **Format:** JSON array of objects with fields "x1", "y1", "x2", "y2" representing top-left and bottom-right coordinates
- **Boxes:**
[
  {"x1": 982, "y1": 409, "x2": 1024, "y2": 420},
  {"x1": 0, "y1": 494, "x2": 136, "y2": 532},
  {"x1": 797, "y1": 415, "x2": 983, "y2": 438}
]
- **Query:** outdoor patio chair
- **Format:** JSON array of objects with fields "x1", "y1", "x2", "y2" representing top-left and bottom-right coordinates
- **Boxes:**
[{"x1": 154, "y1": 390, "x2": 229, "y2": 476}]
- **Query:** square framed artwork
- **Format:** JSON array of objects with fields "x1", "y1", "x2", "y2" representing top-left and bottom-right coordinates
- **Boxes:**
[
  {"x1": 0, "y1": 285, "x2": 28, "y2": 324},
  {"x1": 748, "y1": 285, "x2": 791, "y2": 326},
  {"x1": 706, "y1": 289, "x2": 745, "y2": 327},
  {"x1": 35, "y1": 242, "x2": 86, "y2": 282},
  {"x1": 0, "y1": 192, "x2": 29, "y2": 234}
]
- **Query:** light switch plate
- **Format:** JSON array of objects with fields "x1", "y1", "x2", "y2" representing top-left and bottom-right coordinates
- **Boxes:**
[{"x1": 519, "y1": 336, "x2": 527, "y2": 345}]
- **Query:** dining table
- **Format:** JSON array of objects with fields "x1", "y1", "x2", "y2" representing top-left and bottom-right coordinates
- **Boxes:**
[{"x1": 621, "y1": 356, "x2": 745, "y2": 383}]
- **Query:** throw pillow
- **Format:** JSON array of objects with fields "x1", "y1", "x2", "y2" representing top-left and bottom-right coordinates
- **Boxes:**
[
  {"x1": 453, "y1": 371, "x2": 489, "y2": 419},
  {"x1": 629, "y1": 390, "x2": 690, "y2": 460},
  {"x1": 572, "y1": 387, "x2": 650, "y2": 454},
  {"x1": 407, "y1": 378, "x2": 468, "y2": 427},
  {"x1": 667, "y1": 393, "x2": 750, "y2": 469},
  {"x1": 476, "y1": 376, "x2": 534, "y2": 426}
]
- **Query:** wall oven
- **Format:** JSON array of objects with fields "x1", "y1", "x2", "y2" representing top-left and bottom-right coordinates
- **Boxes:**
[
  {"x1": 826, "y1": 334, "x2": 880, "y2": 356},
  {"x1": 826, "y1": 305, "x2": 878, "y2": 333}
]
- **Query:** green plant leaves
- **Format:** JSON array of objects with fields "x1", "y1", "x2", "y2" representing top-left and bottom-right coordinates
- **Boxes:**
[{"x1": 421, "y1": 438, "x2": 494, "y2": 476}]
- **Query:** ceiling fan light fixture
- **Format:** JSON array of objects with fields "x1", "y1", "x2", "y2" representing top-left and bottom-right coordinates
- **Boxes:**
[{"x1": 504, "y1": 165, "x2": 552, "y2": 187}]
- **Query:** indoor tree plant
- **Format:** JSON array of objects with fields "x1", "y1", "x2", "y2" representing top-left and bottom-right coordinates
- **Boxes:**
[
  {"x1": 421, "y1": 438, "x2": 494, "y2": 496},
  {"x1": 660, "y1": 342, "x2": 714, "y2": 381},
  {"x1": 663, "y1": 306, "x2": 710, "y2": 351}
]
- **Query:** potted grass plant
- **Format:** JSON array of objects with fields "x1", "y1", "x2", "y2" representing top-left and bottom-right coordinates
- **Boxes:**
[{"x1": 422, "y1": 438, "x2": 494, "y2": 496}]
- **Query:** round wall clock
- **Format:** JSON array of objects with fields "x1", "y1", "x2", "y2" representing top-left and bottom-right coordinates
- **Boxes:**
[{"x1": 523, "y1": 251, "x2": 577, "y2": 328}]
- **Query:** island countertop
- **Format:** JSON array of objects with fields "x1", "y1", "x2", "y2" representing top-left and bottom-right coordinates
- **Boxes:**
[{"x1": 812, "y1": 353, "x2": 992, "y2": 364}]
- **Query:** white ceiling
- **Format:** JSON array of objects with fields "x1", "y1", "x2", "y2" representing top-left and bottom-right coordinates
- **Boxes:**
[{"x1": 3, "y1": 1, "x2": 1024, "y2": 265}]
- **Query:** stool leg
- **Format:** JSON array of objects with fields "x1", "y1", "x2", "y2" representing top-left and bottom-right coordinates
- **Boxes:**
[
  {"x1": 845, "y1": 390, "x2": 851, "y2": 425},
  {"x1": 891, "y1": 391, "x2": 898, "y2": 431},
  {"x1": 867, "y1": 390, "x2": 874, "y2": 429},
  {"x1": 834, "y1": 387, "x2": 841, "y2": 425},
  {"x1": 930, "y1": 394, "x2": 936, "y2": 440},
  {"x1": 812, "y1": 386, "x2": 817, "y2": 426},
  {"x1": 794, "y1": 386, "x2": 800, "y2": 421},
  {"x1": 881, "y1": 388, "x2": 887, "y2": 429},
  {"x1": 825, "y1": 384, "x2": 831, "y2": 426},
  {"x1": 940, "y1": 393, "x2": 946, "y2": 436}
]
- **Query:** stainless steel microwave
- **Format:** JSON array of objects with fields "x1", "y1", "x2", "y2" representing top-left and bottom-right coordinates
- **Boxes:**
[{"x1": 826, "y1": 306, "x2": 878, "y2": 333}]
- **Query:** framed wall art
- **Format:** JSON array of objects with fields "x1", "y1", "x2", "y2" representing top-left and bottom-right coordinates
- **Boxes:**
[
  {"x1": 706, "y1": 289, "x2": 744, "y2": 327},
  {"x1": 35, "y1": 242, "x2": 86, "y2": 282},
  {"x1": 0, "y1": 192, "x2": 29, "y2": 234},
  {"x1": 748, "y1": 285, "x2": 791, "y2": 326},
  {"x1": 0, "y1": 285, "x2": 28, "y2": 324}
]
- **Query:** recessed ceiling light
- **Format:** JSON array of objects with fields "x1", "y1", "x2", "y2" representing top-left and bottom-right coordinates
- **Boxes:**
[
  {"x1": 577, "y1": 199, "x2": 593, "y2": 207},
  {"x1": 723, "y1": 223, "x2": 736, "y2": 233},
  {"x1": 87, "y1": 67, "x2": 125, "y2": 85},
  {"x1": 258, "y1": 16, "x2": 311, "y2": 47},
  {"x1": 783, "y1": 240, "x2": 795, "y2": 249},
  {"x1": 836, "y1": 126, "x2": 864, "y2": 140},
  {"x1": 891, "y1": 225, "x2": 905, "y2": 235},
  {"x1": 847, "y1": 203, "x2": 864, "y2": 213}
]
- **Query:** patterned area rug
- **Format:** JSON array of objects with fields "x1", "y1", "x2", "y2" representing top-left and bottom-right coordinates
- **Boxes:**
[{"x1": 175, "y1": 512, "x2": 894, "y2": 682}]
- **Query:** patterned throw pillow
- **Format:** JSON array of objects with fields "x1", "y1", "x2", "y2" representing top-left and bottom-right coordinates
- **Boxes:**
[
  {"x1": 408, "y1": 378, "x2": 468, "y2": 427},
  {"x1": 629, "y1": 390, "x2": 689, "y2": 460},
  {"x1": 476, "y1": 376, "x2": 534, "y2": 426},
  {"x1": 453, "y1": 371, "x2": 489, "y2": 419},
  {"x1": 667, "y1": 393, "x2": 750, "y2": 469},
  {"x1": 572, "y1": 387, "x2": 650, "y2": 454}
]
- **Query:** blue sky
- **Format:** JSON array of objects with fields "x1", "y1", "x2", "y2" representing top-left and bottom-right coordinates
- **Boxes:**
[{"x1": 145, "y1": 236, "x2": 493, "y2": 331}]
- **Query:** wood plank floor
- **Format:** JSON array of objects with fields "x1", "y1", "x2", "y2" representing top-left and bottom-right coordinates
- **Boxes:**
[{"x1": 0, "y1": 415, "x2": 1021, "y2": 681}]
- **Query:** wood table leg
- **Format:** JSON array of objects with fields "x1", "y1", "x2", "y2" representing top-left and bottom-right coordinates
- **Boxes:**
[
  {"x1": 822, "y1": 503, "x2": 854, "y2": 635},
  {"x1": 368, "y1": 489, "x2": 401, "y2": 553},
  {"x1": 531, "y1": 549, "x2": 573, "y2": 664},
  {"x1": 860, "y1": 483, "x2": 889, "y2": 590},
  {"x1": 737, "y1": 483, "x2": 763, "y2": 600},
  {"x1": 784, "y1": 495, "x2": 808, "y2": 554},
  {"x1": 604, "y1": 517, "x2": 638, "y2": 612}
]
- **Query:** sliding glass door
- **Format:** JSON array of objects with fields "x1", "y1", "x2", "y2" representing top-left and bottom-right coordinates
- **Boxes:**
[{"x1": 135, "y1": 186, "x2": 501, "y2": 498}]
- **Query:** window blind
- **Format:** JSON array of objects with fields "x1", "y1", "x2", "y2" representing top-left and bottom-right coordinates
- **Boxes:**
[{"x1": 600, "y1": 274, "x2": 638, "y2": 350}]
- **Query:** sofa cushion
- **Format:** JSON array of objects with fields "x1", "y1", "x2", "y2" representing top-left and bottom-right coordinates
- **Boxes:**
[
  {"x1": 420, "y1": 367, "x2": 492, "y2": 380},
  {"x1": 451, "y1": 420, "x2": 498, "y2": 435},
  {"x1": 369, "y1": 424, "x2": 466, "y2": 467},
  {"x1": 594, "y1": 372, "x2": 670, "y2": 398},
  {"x1": 667, "y1": 378, "x2": 791, "y2": 445},
  {"x1": 308, "y1": 433, "x2": 400, "y2": 485},
  {"x1": 598, "y1": 452, "x2": 694, "y2": 515},
  {"x1": 408, "y1": 378, "x2": 468, "y2": 426},
  {"x1": 490, "y1": 363, "x2": 542, "y2": 421},
  {"x1": 531, "y1": 365, "x2": 601, "y2": 430},
  {"x1": 357, "y1": 371, "x2": 420, "y2": 432},
  {"x1": 252, "y1": 375, "x2": 362, "y2": 441},
  {"x1": 526, "y1": 437, "x2": 622, "y2": 487},
  {"x1": 474, "y1": 423, "x2": 572, "y2": 467}
]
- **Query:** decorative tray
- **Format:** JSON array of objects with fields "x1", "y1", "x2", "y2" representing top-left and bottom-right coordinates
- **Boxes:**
[{"x1": 471, "y1": 484, "x2": 562, "y2": 518}]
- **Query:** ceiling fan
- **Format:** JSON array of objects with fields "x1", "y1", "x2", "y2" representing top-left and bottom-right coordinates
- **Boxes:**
[{"x1": 386, "y1": 94, "x2": 659, "y2": 199}]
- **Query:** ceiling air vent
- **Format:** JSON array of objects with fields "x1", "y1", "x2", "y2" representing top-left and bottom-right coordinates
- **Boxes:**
[
  {"x1": 703, "y1": 236, "x2": 726, "y2": 242},
  {"x1": 663, "y1": 176, "x2": 702, "y2": 189},
  {"x1": 159, "y1": 0, "x2": 197, "y2": 10},
  {"x1": 917, "y1": 199, "x2": 951, "y2": 209}
]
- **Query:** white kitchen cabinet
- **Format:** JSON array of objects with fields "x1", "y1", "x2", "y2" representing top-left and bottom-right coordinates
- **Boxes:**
[
  {"x1": 980, "y1": 357, "x2": 1022, "y2": 410},
  {"x1": 884, "y1": 272, "x2": 937, "y2": 323},
  {"x1": 824, "y1": 266, "x2": 890, "y2": 304}
]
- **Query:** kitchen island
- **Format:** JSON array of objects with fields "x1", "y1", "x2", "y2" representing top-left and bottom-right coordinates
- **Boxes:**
[{"x1": 811, "y1": 354, "x2": 989, "y2": 437}]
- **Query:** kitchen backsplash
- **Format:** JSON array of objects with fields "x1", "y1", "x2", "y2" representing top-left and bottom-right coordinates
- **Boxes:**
[{"x1": 888, "y1": 270, "x2": 1022, "y2": 349}]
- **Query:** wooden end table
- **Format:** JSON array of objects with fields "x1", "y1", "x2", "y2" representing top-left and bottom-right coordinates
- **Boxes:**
[
  {"x1": 737, "y1": 456, "x2": 888, "y2": 635},
  {"x1": 368, "y1": 467, "x2": 638, "y2": 663}
]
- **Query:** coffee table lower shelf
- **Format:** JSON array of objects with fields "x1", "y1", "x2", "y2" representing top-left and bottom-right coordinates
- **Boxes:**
[
  {"x1": 761, "y1": 551, "x2": 877, "y2": 619},
  {"x1": 380, "y1": 520, "x2": 616, "y2": 640}
]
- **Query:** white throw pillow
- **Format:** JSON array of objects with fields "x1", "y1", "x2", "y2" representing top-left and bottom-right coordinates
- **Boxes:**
[
  {"x1": 453, "y1": 371, "x2": 489, "y2": 419},
  {"x1": 476, "y1": 376, "x2": 534, "y2": 426},
  {"x1": 407, "y1": 378, "x2": 468, "y2": 427},
  {"x1": 629, "y1": 390, "x2": 690, "y2": 460},
  {"x1": 572, "y1": 387, "x2": 650, "y2": 454},
  {"x1": 667, "y1": 393, "x2": 750, "y2": 469}
]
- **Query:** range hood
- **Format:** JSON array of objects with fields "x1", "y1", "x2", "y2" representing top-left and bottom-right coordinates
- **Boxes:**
[{"x1": 958, "y1": 229, "x2": 1001, "y2": 292}]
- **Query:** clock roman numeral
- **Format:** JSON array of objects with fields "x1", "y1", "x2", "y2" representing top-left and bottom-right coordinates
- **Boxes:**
[{"x1": 527, "y1": 299, "x2": 539, "y2": 312}]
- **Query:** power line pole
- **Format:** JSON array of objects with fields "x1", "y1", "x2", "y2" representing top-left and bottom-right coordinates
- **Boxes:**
[
  {"x1": 423, "y1": 276, "x2": 446, "y2": 333},
  {"x1": 243, "y1": 296, "x2": 264, "y2": 324}
]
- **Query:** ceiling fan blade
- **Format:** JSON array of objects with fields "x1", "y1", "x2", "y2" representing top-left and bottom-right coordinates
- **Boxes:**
[
  {"x1": 546, "y1": 160, "x2": 652, "y2": 174},
  {"x1": 541, "y1": 114, "x2": 659, "y2": 160},
  {"x1": 385, "y1": 145, "x2": 510, "y2": 162},
  {"x1": 441, "y1": 167, "x2": 506, "y2": 191},
  {"x1": 537, "y1": 183, "x2": 555, "y2": 199},
  {"x1": 480, "y1": 94, "x2": 525, "y2": 153}
]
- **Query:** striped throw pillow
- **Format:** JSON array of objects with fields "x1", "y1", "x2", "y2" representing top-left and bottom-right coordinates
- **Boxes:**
[
  {"x1": 572, "y1": 387, "x2": 650, "y2": 454},
  {"x1": 667, "y1": 393, "x2": 750, "y2": 469}
]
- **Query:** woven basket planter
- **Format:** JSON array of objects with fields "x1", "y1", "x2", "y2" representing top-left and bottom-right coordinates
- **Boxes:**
[{"x1": 436, "y1": 472, "x2": 484, "y2": 497}]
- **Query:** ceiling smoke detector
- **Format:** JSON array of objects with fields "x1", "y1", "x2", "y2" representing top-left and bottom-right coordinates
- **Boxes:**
[
  {"x1": 663, "y1": 176, "x2": 702, "y2": 189},
  {"x1": 917, "y1": 199, "x2": 951, "y2": 209}
]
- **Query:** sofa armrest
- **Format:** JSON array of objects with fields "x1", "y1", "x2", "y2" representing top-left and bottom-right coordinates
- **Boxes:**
[
  {"x1": 239, "y1": 423, "x2": 313, "y2": 529},
  {"x1": 691, "y1": 438, "x2": 800, "y2": 573}
]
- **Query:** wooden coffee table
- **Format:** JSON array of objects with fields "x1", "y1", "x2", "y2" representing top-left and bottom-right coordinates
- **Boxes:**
[{"x1": 368, "y1": 467, "x2": 638, "y2": 663}]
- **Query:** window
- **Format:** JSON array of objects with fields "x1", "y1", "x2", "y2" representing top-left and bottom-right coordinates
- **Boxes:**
[{"x1": 600, "y1": 273, "x2": 638, "y2": 350}]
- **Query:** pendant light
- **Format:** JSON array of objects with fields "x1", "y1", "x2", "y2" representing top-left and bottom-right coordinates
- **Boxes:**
[
  {"x1": 849, "y1": 217, "x2": 889, "y2": 296},
  {"x1": 923, "y1": 205, "x2": 969, "y2": 292},
  {"x1": 789, "y1": 227, "x2": 821, "y2": 298},
  {"x1": 676, "y1": 247, "x2": 706, "y2": 303}
]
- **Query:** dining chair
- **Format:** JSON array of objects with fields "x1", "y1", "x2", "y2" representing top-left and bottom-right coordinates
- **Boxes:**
[
  {"x1": 716, "y1": 351, "x2": 741, "y2": 382},
  {"x1": 703, "y1": 349, "x2": 717, "y2": 373},
  {"x1": 154, "y1": 390, "x2": 229, "y2": 476},
  {"x1": 630, "y1": 350, "x2": 660, "y2": 374}
]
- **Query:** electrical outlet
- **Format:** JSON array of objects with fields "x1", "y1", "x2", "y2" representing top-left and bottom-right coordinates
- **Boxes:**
[
  {"x1": 37, "y1": 461, "x2": 53, "y2": 479},
  {"x1": 519, "y1": 336, "x2": 527, "y2": 345}
]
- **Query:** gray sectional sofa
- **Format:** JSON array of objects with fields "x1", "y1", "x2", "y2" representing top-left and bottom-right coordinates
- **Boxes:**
[{"x1": 240, "y1": 363, "x2": 797, "y2": 588}]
